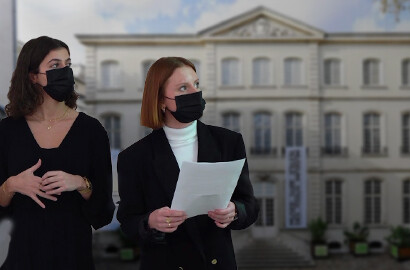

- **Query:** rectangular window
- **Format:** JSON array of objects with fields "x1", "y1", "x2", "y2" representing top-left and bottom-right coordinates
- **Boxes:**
[
  {"x1": 104, "y1": 115, "x2": 121, "y2": 150},
  {"x1": 364, "y1": 59, "x2": 380, "y2": 86},
  {"x1": 255, "y1": 198, "x2": 263, "y2": 226},
  {"x1": 324, "y1": 59, "x2": 341, "y2": 85},
  {"x1": 253, "y1": 183, "x2": 275, "y2": 227},
  {"x1": 253, "y1": 58, "x2": 271, "y2": 86},
  {"x1": 253, "y1": 113, "x2": 271, "y2": 154},
  {"x1": 404, "y1": 180, "x2": 410, "y2": 224},
  {"x1": 222, "y1": 58, "x2": 239, "y2": 86},
  {"x1": 101, "y1": 61, "x2": 120, "y2": 88},
  {"x1": 402, "y1": 60, "x2": 410, "y2": 86},
  {"x1": 363, "y1": 113, "x2": 381, "y2": 154},
  {"x1": 222, "y1": 113, "x2": 240, "y2": 133},
  {"x1": 286, "y1": 113, "x2": 303, "y2": 146},
  {"x1": 403, "y1": 114, "x2": 410, "y2": 154},
  {"x1": 284, "y1": 58, "x2": 302, "y2": 85},
  {"x1": 325, "y1": 180, "x2": 342, "y2": 225},
  {"x1": 324, "y1": 113, "x2": 342, "y2": 154},
  {"x1": 364, "y1": 180, "x2": 381, "y2": 224}
]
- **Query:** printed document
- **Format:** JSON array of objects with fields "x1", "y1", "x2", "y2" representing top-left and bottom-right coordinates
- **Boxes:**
[{"x1": 171, "y1": 158, "x2": 245, "y2": 218}]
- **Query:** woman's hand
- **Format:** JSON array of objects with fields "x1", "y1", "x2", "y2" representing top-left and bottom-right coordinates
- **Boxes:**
[
  {"x1": 41, "y1": 171, "x2": 84, "y2": 195},
  {"x1": 148, "y1": 207, "x2": 187, "y2": 233},
  {"x1": 7, "y1": 159, "x2": 57, "y2": 208},
  {"x1": 208, "y1": 201, "x2": 237, "y2": 228}
]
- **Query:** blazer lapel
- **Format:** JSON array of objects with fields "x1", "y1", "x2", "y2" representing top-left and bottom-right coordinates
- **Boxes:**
[
  {"x1": 151, "y1": 128, "x2": 180, "y2": 203},
  {"x1": 197, "y1": 121, "x2": 222, "y2": 163},
  {"x1": 183, "y1": 121, "x2": 223, "y2": 263}
]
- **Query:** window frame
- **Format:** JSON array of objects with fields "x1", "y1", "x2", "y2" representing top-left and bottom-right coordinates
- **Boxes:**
[
  {"x1": 363, "y1": 58, "x2": 381, "y2": 86},
  {"x1": 252, "y1": 112, "x2": 273, "y2": 155},
  {"x1": 364, "y1": 179, "x2": 382, "y2": 225},
  {"x1": 100, "y1": 60, "x2": 121, "y2": 89},
  {"x1": 284, "y1": 57, "x2": 304, "y2": 86},
  {"x1": 102, "y1": 114, "x2": 122, "y2": 151},
  {"x1": 221, "y1": 57, "x2": 241, "y2": 86},
  {"x1": 252, "y1": 57, "x2": 272, "y2": 86},
  {"x1": 222, "y1": 112, "x2": 241, "y2": 133},
  {"x1": 285, "y1": 112, "x2": 303, "y2": 147},
  {"x1": 324, "y1": 58, "x2": 342, "y2": 86},
  {"x1": 362, "y1": 113, "x2": 383, "y2": 155},
  {"x1": 325, "y1": 179, "x2": 343, "y2": 225}
]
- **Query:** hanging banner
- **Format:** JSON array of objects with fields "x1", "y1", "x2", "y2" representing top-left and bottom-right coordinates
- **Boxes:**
[{"x1": 285, "y1": 147, "x2": 307, "y2": 228}]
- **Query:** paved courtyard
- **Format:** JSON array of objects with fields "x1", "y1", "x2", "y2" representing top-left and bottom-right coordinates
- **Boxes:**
[{"x1": 95, "y1": 252, "x2": 410, "y2": 270}]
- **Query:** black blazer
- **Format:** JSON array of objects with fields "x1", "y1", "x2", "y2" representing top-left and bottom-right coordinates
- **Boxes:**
[{"x1": 117, "y1": 121, "x2": 259, "y2": 270}]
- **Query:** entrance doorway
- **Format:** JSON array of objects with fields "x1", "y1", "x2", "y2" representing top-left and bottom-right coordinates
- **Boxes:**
[{"x1": 252, "y1": 182, "x2": 277, "y2": 238}]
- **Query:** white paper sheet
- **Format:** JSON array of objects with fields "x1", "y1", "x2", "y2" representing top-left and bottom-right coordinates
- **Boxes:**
[{"x1": 171, "y1": 158, "x2": 246, "y2": 218}]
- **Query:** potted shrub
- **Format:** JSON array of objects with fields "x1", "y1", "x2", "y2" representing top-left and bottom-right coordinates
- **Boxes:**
[
  {"x1": 308, "y1": 217, "x2": 329, "y2": 258},
  {"x1": 344, "y1": 222, "x2": 369, "y2": 256},
  {"x1": 386, "y1": 226, "x2": 410, "y2": 261}
]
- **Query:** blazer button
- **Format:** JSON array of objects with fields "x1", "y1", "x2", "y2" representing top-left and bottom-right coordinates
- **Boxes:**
[{"x1": 211, "y1": 259, "x2": 217, "y2": 265}]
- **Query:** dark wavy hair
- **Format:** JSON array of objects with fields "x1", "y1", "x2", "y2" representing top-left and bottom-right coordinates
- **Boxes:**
[{"x1": 6, "y1": 36, "x2": 78, "y2": 118}]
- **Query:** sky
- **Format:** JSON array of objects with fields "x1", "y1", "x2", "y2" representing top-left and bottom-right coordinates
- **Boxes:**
[{"x1": 17, "y1": 0, "x2": 410, "y2": 65}]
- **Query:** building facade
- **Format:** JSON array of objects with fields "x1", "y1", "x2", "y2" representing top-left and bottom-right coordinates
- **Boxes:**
[
  {"x1": 77, "y1": 6, "x2": 410, "y2": 254},
  {"x1": 0, "y1": 0, "x2": 16, "y2": 119}
]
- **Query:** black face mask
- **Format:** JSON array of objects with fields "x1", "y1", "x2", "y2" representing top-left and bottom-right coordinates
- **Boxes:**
[
  {"x1": 40, "y1": 66, "x2": 75, "y2": 102},
  {"x1": 165, "y1": 91, "x2": 206, "y2": 123}
]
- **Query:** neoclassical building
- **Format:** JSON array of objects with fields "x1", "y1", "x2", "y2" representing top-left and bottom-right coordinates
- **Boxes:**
[{"x1": 77, "y1": 6, "x2": 410, "y2": 255}]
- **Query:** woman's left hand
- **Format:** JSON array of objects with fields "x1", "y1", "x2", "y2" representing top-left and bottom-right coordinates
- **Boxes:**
[
  {"x1": 41, "y1": 171, "x2": 84, "y2": 195},
  {"x1": 208, "y1": 201, "x2": 236, "y2": 228}
]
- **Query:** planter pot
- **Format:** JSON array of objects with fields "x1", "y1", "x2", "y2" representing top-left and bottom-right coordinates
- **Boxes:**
[
  {"x1": 119, "y1": 248, "x2": 135, "y2": 261},
  {"x1": 311, "y1": 243, "x2": 329, "y2": 258},
  {"x1": 390, "y1": 245, "x2": 410, "y2": 261},
  {"x1": 349, "y1": 241, "x2": 368, "y2": 256}
]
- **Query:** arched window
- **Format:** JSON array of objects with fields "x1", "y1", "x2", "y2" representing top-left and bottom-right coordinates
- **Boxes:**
[
  {"x1": 221, "y1": 58, "x2": 240, "y2": 86},
  {"x1": 284, "y1": 58, "x2": 303, "y2": 85},
  {"x1": 363, "y1": 59, "x2": 381, "y2": 86},
  {"x1": 364, "y1": 179, "x2": 382, "y2": 224},
  {"x1": 324, "y1": 58, "x2": 341, "y2": 85},
  {"x1": 285, "y1": 112, "x2": 303, "y2": 146},
  {"x1": 102, "y1": 114, "x2": 121, "y2": 150},
  {"x1": 222, "y1": 112, "x2": 240, "y2": 133},
  {"x1": 253, "y1": 57, "x2": 271, "y2": 86},
  {"x1": 101, "y1": 60, "x2": 120, "y2": 88}
]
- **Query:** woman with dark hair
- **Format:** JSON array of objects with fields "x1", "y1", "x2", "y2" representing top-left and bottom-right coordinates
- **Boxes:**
[
  {"x1": 117, "y1": 56, "x2": 259, "y2": 269},
  {"x1": 0, "y1": 36, "x2": 115, "y2": 269}
]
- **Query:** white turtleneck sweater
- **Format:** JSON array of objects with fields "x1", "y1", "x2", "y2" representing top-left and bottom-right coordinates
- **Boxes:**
[{"x1": 163, "y1": 121, "x2": 198, "y2": 168}]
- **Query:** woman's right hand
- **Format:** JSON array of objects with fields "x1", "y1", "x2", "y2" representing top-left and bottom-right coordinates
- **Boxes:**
[
  {"x1": 148, "y1": 207, "x2": 187, "y2": 233},
  {"x1": 6, "y1": 159, "x2": 57, "y2": 208}
]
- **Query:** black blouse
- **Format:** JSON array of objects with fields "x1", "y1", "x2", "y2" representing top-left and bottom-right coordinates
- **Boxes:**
[{"x1": 0, "y1": 112, "x2": 115, "y2": 270}]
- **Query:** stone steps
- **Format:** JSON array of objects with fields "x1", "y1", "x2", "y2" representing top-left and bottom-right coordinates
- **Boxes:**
[{"x1": 236, "y1": 239, "x2": 314, "y2": 269}]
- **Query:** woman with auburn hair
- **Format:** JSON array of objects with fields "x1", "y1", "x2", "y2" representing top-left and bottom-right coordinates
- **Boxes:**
[
  {"x1": 117, "y1": 56, "x2": 259, "y2": 269},
  {"x1": 0, "y1": 36, "x2": 114, "y2": 269}
]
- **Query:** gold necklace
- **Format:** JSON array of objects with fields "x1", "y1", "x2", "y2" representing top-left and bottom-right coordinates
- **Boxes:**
[{"x1": 45, "y1": 106, "x2": 70, "y2": 130}]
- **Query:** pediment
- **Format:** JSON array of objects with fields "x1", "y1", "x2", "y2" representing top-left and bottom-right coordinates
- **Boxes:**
[{"x1": 199, "y1": 6, "x2": 324, "y2": 39}]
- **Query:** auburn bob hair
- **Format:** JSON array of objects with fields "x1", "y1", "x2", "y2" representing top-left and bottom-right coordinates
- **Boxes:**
[{"x1": 140, "y1": 57, "x2": 196, "y2": 129}]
